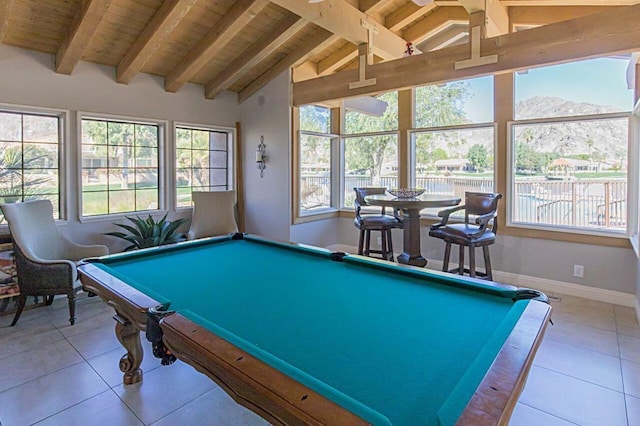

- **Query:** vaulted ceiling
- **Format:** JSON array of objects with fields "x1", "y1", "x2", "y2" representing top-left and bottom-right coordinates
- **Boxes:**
[{"x1": 0, "y1": 0, "x2": 637, "y2": 104}]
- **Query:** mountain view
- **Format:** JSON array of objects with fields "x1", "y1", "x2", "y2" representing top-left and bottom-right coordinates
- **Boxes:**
[{"x1": 513, "y1": 96, "x2": 628, "y2": 162}]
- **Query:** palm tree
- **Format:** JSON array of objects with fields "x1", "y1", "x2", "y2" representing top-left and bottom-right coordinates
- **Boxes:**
[{"x1": 0, "y1": 145, "x2": 50, "y2": 204}]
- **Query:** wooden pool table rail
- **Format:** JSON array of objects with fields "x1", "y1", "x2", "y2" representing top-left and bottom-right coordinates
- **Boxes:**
[{"x1": 161, "y1": 313, "x2": 370, "y2": 426}]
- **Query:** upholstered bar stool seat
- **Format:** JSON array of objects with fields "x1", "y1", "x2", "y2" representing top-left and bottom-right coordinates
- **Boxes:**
[{"x1": 353, "y1": 187, "x2": 403, "y2": 261}]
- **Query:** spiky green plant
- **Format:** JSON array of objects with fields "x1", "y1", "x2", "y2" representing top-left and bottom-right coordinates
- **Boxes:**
[{"x1": 104, "y1": 214, "x2": 188, "y2": 251}]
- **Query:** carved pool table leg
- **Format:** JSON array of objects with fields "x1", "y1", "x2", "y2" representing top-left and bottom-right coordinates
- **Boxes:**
[{"x1": 114, "y1": 313, "x2": 143, "y2": 385}]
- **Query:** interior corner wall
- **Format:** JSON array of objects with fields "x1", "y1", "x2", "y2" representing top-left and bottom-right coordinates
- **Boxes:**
[
  {"x1": 0, "y1": 45, "x2": 240, "y2": 252},
  {"x1": 239, "y1": 71, "x2": 291, "y2": 241}
]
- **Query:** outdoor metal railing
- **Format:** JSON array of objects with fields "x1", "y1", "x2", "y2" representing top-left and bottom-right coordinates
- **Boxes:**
[{"x1": 300, "y1": 175, "x2": 627, "y2": 231}]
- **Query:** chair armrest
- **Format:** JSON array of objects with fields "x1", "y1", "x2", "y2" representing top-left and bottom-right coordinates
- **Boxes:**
[
  {"x1": 393, "y1": 208, "x2": 403, "y2": 222},
  {"x1": 475, "y1": 212, "x2": 496, "y2": 227},
  {"x1": 430, "y1": 205, "x2": 465, "y2": 229},
  {"x1": 468, "y1": 212, "x2": 497, "y2": 238},
  {"x1": 61, "y1": 238, "x2": 109, "y2": 261}
]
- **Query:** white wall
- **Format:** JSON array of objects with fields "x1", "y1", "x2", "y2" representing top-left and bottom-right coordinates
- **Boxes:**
[
  {"x1": 239, "y1": 71, "x2": 292, "y2": 241},
  {"x1": 0, "y1": 45, "x2": 240, "y2": 252}
]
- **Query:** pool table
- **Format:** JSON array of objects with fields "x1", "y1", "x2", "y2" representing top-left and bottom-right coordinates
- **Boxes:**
[{"x1": 78, "y1": 234, "x2": 551, "y2": 426}]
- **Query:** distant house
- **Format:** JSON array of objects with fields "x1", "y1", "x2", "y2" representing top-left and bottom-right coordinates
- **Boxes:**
[
  {"x1": 548, "y1": 158, "x2": 598, "y2": 175},
  {"x1": 435, "y1": 158, "x2": 472, "y2": 172}
]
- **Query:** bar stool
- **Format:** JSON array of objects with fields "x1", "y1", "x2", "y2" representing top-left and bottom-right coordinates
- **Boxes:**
[
  {"x1": 353, "y1": 187, "x2": 403, "y2": 261},
  {"x1": 429, "y1": 192, "x2": 502, "y2": 280}
]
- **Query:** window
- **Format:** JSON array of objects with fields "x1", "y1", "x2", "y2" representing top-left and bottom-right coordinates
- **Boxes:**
[
  {"x1": 81, "y1": 117, "x2": 161, "y2": 216},
  {"x1": 175, "y1": 126, "x2": 233, "y2": 208},
  {"x1": 343, "y1": 92, "x2": 399, "y2": 207},
  {"x1": 0, "y1": 109, "x2": 62, "y2": 222},
  {"x1": 415, "y1": 76, "x2": 494, "y2": 127},
  {"x1": 412, "y1": 78, "x2": 495, "y2": 215},
  {"x1": 510, "y1": 58, "x2": 633, "y2": 234},
  {"x1": 299, "y1": 105, "x2": 334, "y2": 213},
  {"x1": 344, "y1": 134, "x2": 399, "y2": 207}
]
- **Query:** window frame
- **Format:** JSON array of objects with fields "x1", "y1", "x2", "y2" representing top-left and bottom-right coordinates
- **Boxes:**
[
  {"x1": 628, "y1": 102, "x2": 640, "y2": 255},
  {"x1": 341, "y1": 130, "x2": 401, "y2": 210},
  {"x1": 297, "y1": 129, "x2": 340, "y2": 216},
  {"x1": 409, "y1": 123, "x2": 498, "y2": 183},
  {"x1": 77, "y1": 112, "x2": 167, "y2": 222},
  {"x1": 172, "y1": 121, "x2": 236, "y2": 211},
  {"x1": 506, "y1": 112, "x2": 631, "y2": 238},
  {"x1": 0, "y1": 103, "x2": 67, "y2": 224}
]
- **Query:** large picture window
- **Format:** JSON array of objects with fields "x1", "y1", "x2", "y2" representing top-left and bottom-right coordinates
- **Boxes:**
[
  {"x1": 0, "y1": 109, "x2": 62, "y2": 222},
  {"x1": 412, "y1": 77, "x2": 495, "y2": 215},
  {"x1": 343, "y1": 92, "x2": 399, "y2": 207},
  {"x1": 81, "y1": 117, "x2": 160, "y2": 216},
  {"x1": 175, "y1": 126, "x2": 233, "y2": 208},
  {"x1": 299, "y1": 105, "x2": 334, "y2": 213},
  {"x1": 510, "y1": 58, "x2": 633, "y2": 234}
]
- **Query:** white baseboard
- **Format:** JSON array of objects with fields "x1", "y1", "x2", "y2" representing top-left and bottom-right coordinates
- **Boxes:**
[
  {"x1": 427, "y1": 259, "x2": 637, "y2": 308},
  {"x1": 325, "y1": 244, "x2": 638, "y2": 310}
]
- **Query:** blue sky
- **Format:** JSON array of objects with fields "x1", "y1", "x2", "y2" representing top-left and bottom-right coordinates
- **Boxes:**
[{"x1": 460, "y1": 57, "x2": 634, "y2": 123}]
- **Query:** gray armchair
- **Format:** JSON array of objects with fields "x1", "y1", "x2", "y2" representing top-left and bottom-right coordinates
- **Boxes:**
[{"x1": 0, "y1": 200, "x2": 109, "y2": 326}]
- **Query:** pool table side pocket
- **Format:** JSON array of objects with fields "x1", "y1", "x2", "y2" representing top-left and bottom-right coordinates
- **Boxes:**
[{"x1": 160, "y1": 313, "x2": 372, "y2": 426}]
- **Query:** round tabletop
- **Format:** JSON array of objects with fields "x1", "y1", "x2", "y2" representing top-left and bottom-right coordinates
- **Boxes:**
[{"x1": 365, "y1": 193, "x2": 461, "y2": 210}]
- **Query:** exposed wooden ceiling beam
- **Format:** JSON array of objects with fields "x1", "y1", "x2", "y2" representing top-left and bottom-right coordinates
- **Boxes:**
[
  {"x1": 293, "y1": 4, "x2": 640, "y2": 105},
  {"x1": 239, "y1": 29, "x2": 333, "y2": 104},
  {"x1": 403, "y1": 6, "x2": 469, "y2": 43},
  {"x1": 318, "y1": 43, "x2": 358, "y2": 76},
  {"x1": 500, "y1": 0, "x2": 636, "y2": 5},
  {"x1": 165, "y1": 0, "x2": 269, "y2": 93},
  {"x1": 386, "y1": 2, "x2": 437, "y2": 31},
  {"x1": 205, "y1": 14, "x2": 307, "y2": 99},
  {"x1": 55, "y1": 0, "x2": 112, "y2": 75},
  {"x1": 316, "y1": 0, "x2": 398, "y2": 76},
  {"x1": 292, "y1": 34, "x2": 342, "y2": 81},
  {"x1": 359, "y1": 0, "x2": 388, "y2": 13},
  {"x1": 509, "y1": 6, "x2": 611, "y2": 26},
  {"x1": 0, "y1": 0, "x2": 14, "y2": 44},
  {"x1": 117, "y1": 0, "x2": 197, "y2": 84},
  {"x1": 459, "y1": 0, "x2": 508, "y2": 36},
  {"x1": 417, "y1": 24, "x2": 468, "y2": 52},
  {"x1": 271, "y1": 0, "x2": 408, "y2": 59}
]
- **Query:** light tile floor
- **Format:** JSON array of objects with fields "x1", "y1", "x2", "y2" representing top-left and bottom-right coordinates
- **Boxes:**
[{"x1": 0, "y1": 291, "x2": 638, "y2": 425}]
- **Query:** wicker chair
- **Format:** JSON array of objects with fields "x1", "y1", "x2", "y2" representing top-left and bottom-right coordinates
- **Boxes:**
[
  {"x1": 187, "y1": 191, "x2": 239, "y2": 240},
  {"x1": 0, "y1": 200, "x2": 109, "y2": 326},
  {"x1": 353, "y1": 187, "x2": 403, "y2": 261},
  {"x1": 429, "y1": 192, "x2": 502, "y2": 280}
]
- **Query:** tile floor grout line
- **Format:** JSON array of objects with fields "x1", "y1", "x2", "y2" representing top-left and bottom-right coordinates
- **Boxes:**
[
  {"x1": 0, "y1": 328, "x2": 66, "y2": 362},
  {"x1": 0, "y1": 358, "x2": 86, "y2": 396},
  {"x1": 516, "y1": 401, "x2": 581, "y2": 425},
  {"x1": 533, "y1": 364, "x2": 627, "y2": 396},
  {"x1": 27, "y1": 388, "x2": 122, "y2": 426}
]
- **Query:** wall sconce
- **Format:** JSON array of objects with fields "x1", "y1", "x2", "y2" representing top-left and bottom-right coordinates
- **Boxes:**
[{"x1": 256, "y1": 135, "x2": 266, "y2": 178}]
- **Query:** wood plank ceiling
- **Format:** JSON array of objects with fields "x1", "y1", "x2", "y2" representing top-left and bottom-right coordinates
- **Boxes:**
[{"x1": 0, "y1": 0, "x2": 637, "y2": 104}]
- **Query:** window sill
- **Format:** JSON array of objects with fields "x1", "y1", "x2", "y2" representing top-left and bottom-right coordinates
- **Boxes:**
[{"x1": 293, "y1": 209, "x2": 339, "y2": 224}]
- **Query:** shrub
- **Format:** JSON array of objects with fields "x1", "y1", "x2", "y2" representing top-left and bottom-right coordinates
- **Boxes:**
[{"x1": 104, "y1": 214, "x2": 188, "y2": 251}]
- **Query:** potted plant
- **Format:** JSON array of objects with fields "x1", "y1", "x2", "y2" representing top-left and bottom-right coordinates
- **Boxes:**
[{"x1": 104, "y1": 214, "x2": 188, "y2": 251}]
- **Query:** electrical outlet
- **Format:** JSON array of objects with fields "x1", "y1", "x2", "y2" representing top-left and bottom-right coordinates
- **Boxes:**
[{"x1": 573, "y1": 264, "x2": 584, "y2": 278}]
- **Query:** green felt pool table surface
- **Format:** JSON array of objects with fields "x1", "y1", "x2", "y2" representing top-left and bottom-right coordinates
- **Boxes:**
[{"x1": 79, "y1": 234, "x2": 551, "y2": 426}]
